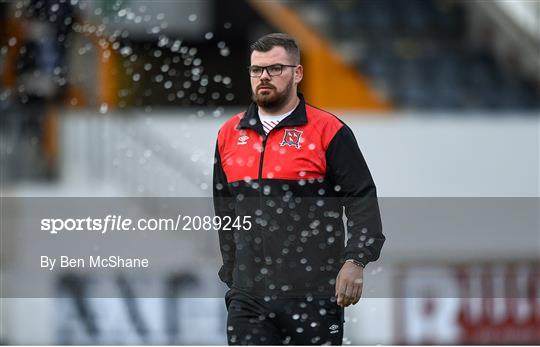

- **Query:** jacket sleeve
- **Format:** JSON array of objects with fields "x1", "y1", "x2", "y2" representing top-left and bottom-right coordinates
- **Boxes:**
[
  {"x1": 325, "y1": 124, "x2": 385, "y2": 268},
  {"x1": 213, "y1": 137, "x2": 236, "y2": 287}
]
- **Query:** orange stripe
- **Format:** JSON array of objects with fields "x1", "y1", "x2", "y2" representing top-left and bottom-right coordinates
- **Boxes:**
[
  {"x1": 42, "y1": 106, "x2": 58, "y2": 163},
  {"x1": 82, "y1": 31, "x2": 118, "y2": 109},
  {"x1": 3, "y1": 17, "x2": 24, "y2": 89}
]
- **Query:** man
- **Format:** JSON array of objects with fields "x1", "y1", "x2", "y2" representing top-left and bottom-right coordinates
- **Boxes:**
[{"x1": 213, "y1": 33, "x2": 384, "y2": 345}]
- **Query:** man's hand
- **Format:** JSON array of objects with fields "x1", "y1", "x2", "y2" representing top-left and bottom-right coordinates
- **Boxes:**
[{"x1": 335, "y1": 261, "x2": 363, "y2": 307}]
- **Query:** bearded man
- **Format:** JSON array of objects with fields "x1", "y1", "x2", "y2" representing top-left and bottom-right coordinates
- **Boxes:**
[{"x1": 213, "y1": 33, "x2": 385, "y2": 345}]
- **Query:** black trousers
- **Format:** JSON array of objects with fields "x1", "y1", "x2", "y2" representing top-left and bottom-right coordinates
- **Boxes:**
[{"x1": 225, "y1": 288, "x2": 344, "y2": 345}]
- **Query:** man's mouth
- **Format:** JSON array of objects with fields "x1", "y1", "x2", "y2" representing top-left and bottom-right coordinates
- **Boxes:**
[{"x1": 258, "y1": 85, "x2": 274, "y2": 91}]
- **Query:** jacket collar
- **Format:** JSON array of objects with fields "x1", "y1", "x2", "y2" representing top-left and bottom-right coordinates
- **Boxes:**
[{"x1": 237, "y1": 93, "x2": 308, "y2": 134}]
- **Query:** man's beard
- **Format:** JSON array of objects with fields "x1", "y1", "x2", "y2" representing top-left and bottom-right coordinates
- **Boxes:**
[{"x1": 252, "y1": 77, "x2": 294, "y2": 112}]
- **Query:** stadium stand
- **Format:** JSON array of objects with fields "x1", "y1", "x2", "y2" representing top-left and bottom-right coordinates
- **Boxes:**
[{"x1": 289, "y1": 0, "x2": 539, "y2": 110}]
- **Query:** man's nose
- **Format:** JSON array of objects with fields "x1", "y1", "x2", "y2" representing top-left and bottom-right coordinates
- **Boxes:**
[{"x1": 260, "y1": 68, "x2": 271, "y2": 80}]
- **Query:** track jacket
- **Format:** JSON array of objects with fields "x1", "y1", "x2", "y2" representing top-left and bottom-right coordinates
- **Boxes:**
[{"x1": 213, "y1": 94, "x2": 384, "y2": 298}]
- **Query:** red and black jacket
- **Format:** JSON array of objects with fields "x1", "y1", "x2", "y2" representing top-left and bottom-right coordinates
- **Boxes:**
[{"x1": 213, "y1": 94, "x2": 384, "y2": 298}]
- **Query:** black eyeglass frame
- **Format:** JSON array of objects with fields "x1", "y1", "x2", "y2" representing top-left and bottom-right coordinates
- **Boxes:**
[{"x1": 247, "y1": 64, "x2": 298, "y2": 77}]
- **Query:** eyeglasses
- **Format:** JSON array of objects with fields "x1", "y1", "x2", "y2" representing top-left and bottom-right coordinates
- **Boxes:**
[{"x1": 248, "y1": 64, "x2": 297, "y2": 77}]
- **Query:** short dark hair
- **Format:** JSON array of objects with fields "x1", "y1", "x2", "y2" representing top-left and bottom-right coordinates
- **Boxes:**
[{"x1": 250, "y1": 33, "x2": 300, "y2": 65}]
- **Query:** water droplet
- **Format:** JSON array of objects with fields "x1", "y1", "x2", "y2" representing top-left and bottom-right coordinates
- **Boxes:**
[
  {"x1": 220, "y1": 48, "x2": 230, "y2": 57},
  {"x1": 212, "y1": 108, "x2": 224, "y2": 117},
  {"x1": 171, "y1": 40, "x2": 182, "y2": 52},
  {"x1": 158, "y1": 36, "x2": 169, "y2": 47},
  {"x1": 99, "y1": 103, "x2": 108, "y2": 114},
  {"x1": 120, "y1": 46, "x2": 132, "y2": 56},
  {"x1": 205, "y1": 32, "x2": 213, "y2": 40},
  {"x1": 188, "y1": 14, "x2": 197, "y2": 22}
]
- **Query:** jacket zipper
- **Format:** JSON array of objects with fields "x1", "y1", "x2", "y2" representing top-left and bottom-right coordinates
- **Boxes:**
[
  {"x1": 257, "y1": 133, "x2": 269, "y2": 290},
  {"x1": 257, "y1": 134, "x2": 267, "y2": 203}
]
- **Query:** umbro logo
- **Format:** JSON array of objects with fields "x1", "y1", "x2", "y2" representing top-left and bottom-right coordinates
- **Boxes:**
[
  {"x1": 329, "y1": 324, "x2": 340, "y2": 334},
  {"x1": 237, "y1": 135, "x2": 249, "y2": 145}
]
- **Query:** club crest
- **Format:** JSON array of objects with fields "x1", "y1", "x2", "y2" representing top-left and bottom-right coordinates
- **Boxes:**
[{"x1": 280, "y1": 129, "x2": 303, "y2": 149}]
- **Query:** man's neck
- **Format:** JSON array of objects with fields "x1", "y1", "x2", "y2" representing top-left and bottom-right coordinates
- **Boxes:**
[{"x1": 258, "y1": 94, "x2": 300, "y2": 116}]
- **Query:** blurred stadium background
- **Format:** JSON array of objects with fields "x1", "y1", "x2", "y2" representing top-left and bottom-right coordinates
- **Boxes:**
[{"x1": 0, "y1": 0, "x2": 539, "y2": 345}]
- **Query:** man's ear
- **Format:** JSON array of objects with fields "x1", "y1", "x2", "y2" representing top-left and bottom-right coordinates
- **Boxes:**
[{"x1": 294, "y1": 65, "x2": 304, "y2": 85}]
